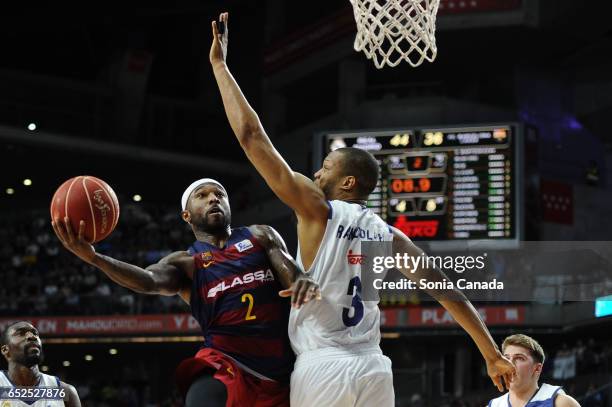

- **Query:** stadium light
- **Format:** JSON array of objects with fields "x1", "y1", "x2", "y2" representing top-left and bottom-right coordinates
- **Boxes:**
[
  {"x1": 109, "y1": 348, "x2": 118, "y2": 355},
  {"x1": 133, "y1": 194, "x2": 142, "y2": 202},
  {"x1": 85, "y1": 355, "x2": 93, "y2": 361},
  {"x1": 23, "y1": 179, "x2": 32, "y2": 186},
  {"x1": 27, "y1": 123, "x2": 37, "y2": 131},
  {"x1": 6, "y1": 188, "x2": 14, "y2": 195},
  {"x1": 62, "y1": 361, "x2": 71, "y2": 367}
]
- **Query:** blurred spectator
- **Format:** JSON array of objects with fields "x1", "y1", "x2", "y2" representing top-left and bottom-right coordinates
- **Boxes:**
[{"x1": 583, "y1": 383, "x2": 604, "y2": 407}]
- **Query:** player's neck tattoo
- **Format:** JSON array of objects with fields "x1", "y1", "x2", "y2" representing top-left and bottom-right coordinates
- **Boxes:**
[{"x1": 194, "y1": 227, "x2": 232, "y2": 248}]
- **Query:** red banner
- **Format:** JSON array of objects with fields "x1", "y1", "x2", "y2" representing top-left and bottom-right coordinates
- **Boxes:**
[
  {"x1": 0, "y1": 314, "x2": 201, "y2": 337},
  {"x1": 1, "y1": 306, "x2": 524, "y2": 336}
]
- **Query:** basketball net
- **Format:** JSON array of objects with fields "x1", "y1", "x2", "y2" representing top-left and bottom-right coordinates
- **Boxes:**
[{"x1": 350, "y1": 0, "x2": 440, "y2": 69}]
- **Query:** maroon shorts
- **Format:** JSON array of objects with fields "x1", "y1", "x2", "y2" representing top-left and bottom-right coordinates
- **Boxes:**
[{"x1": 175, "y1": 348, "x2": 290, "y2": 407}]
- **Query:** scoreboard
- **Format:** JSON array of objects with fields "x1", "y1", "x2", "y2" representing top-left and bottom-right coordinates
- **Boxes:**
[{"x1": 315, "y1": 124, "x2": 522, "y2": 247}]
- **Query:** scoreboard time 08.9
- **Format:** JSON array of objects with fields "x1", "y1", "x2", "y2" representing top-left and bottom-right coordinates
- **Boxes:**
[{"x1": 316, "y1": 124, "x2": 520, "y2": 245}]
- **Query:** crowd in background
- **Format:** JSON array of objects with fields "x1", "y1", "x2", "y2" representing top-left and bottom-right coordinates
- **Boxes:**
[{"x1": 0, "y1": 203, "x2": 192, "y2": 317}]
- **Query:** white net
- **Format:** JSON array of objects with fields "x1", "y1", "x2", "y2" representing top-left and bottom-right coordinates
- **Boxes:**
[{"x1": 350, "y1": 0, "x2": 440, "y2": 69}]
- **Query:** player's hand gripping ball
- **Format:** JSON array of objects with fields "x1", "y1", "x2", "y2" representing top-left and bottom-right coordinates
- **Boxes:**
[{"x1": 50, "y1": 176, "x2": 120, "y2": 243}]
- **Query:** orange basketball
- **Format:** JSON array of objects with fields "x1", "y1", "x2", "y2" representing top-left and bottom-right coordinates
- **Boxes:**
[{"x1": 50, "y1": 176, "x2": 120, "y2": 243}]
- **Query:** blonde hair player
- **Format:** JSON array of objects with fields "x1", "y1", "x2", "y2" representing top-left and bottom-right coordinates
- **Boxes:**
[
  {"x1": 487, "y1": 334, "x2": 580, "y2": 407},
  {"x1": 210, "y1": 12, "x2": 515, "y2": 407}
]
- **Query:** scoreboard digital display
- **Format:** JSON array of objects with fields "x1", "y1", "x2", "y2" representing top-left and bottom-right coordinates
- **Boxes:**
[{"x1": 315, "y1": 124, "x2": 522, "y2": 247}]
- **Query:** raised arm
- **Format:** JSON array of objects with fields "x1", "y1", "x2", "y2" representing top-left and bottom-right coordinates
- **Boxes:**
[
  {"x1": 52, "y1": 217, "x2": 193, "y2": 303},
  {"x1": 391, "y1": 227, "x2": 515, "y2": 392},
  {"x1": 250, "y1": 225, "x2": 321, "y2": 307},
  {"x1": 209, "y1": 12, "x2": 328, "y2": 221}
]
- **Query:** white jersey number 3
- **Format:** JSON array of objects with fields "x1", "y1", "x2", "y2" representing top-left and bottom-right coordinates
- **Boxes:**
[{"x1": 342, "y1": 276, "x2": 364, "y2": 327}]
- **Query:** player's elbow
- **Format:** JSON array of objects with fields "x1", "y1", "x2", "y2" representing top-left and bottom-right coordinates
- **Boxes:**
[
  {"x1": 235, "y1": 118, "x2": 264, "y2": 147},
  {"x1": 236, "y1": 127, "x2": 260, "y2": 148}
]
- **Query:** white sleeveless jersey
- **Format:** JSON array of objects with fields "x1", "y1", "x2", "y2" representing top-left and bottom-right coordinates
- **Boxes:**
[
  {"x1": 488, "y1": 383, "x2": 565, "y2": 407},
  {"x1": 289, "y1": 200, "x2": 394, "y2": 355},
  {"x1": 0, "y1": 371, "x2": 65, "y2": 406}
]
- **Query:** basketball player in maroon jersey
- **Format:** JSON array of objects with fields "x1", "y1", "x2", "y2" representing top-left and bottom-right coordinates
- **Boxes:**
[{"x1": 51, "y1": 178, "x2": 320, "y2": 407}]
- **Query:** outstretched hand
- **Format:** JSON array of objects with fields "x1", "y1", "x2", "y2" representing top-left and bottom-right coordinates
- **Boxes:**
[
  {"x1": 279, "y1": 277, "x2": 321, "y2": 308},
  {"x1": 51, "y1": 217, "x2": 96, "y2": 264},
  {"x1": 486, "y1": 353, "x2": 515, "y2": 392},
  {"x1": 210, "y1": 12, "x2": 229, "y2": 66}
]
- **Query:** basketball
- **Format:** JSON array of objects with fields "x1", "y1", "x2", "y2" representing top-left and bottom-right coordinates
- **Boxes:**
[{"x1": 50, "y1": 176, "x2": 120, "y2": 243}]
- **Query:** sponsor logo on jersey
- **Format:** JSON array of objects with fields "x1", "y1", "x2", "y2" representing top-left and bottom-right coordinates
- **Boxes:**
[
  {"x1": 200, "y1": 251, "x2": 215, "y2": 268},
  {"x1": 234, "y1": 239, "x2": 254, "y2": 253},
  {"x1": 347, "y1": 250, "x2": 365, "y2": 265},
  {"x1": 336, "y1": 225, "x2": 386, "y2": 241},
  {"x1": 207, "y1": 269, "x2": 275, "y2": 298}
]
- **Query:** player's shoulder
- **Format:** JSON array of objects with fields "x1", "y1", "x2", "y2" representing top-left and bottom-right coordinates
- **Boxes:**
[
  {"x1": 389, "y1": 224, "x2": 411, "y2": 242},
  {"x1": 247, "y1": 225, "x2": 284, "y2": 248},
  {"x1": 152, "y1": 251, "x2": 195, "y2": 276},
  {"x1": 555, "y1": 393, "x2": 580, "y2": 407},
  {"x1": 487, "y1": 392, "x2": 508, "y2": 407},
  {"x1": 59, "y1": 380, "x2": 81, "y2": 405},
  {"x1": 158, "y1": 250, "x2": 192, "y2": 264}
]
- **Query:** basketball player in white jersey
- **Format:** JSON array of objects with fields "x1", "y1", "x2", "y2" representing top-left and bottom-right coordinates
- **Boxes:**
[
  {"x1": 488, "y1": 334, "x2": 580, "y2": 407},
  {"x1": 209, "y1": 12, "x2": 515, "y2": 406},
  {"x1": 1, "y1": 321, "x2": 81, "y2": 406}
]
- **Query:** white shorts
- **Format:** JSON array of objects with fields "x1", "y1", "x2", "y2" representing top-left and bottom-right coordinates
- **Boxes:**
[{"x1": 290, "y1": 345, "x2": 394, "y2": 407}]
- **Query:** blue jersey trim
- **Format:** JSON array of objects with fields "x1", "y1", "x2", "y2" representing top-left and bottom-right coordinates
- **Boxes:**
[
  {"x1": 326, "y1": 200, "x2": 333, "y2": 219},
  {"x1": 551, "y1": 386, "x2": 563, "y2": 402}
]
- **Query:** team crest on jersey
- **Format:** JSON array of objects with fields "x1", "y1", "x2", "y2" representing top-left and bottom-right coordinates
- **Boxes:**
[
  {"x1": 200, "y1": 251, "x2": 215, "y2": 267},
  {"x1": 234, "y1": 239, "x2": 253, "y2": 253},
  {"x1": 347, "y1": 250, "x2": 365, "y2": 265}
]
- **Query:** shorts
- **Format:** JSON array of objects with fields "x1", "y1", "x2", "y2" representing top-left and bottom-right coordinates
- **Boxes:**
[
  {"x1": 175, "y1": 347, "x2": 290, "y2": 407},
  {"x1": 290, "y1": 345, "x2": 394, "y2": 407}
]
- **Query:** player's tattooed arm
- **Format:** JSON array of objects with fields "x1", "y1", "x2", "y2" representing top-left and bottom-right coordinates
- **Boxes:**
[
  {"x1": 250, "y1": 225, "x2": 321, "y2": 307},
  {"x1": 390, "y1": 226, "x2": 515, "y2": 392},
  {"x1": 209, "y1": 12, "x2": 329, "y2": 222},
  {"x1": 61, "y1": 381, "x2": 81, "y2": 407},
  {"x1": 52, "y1": 217, "x2": 193, "y2": 303}
]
